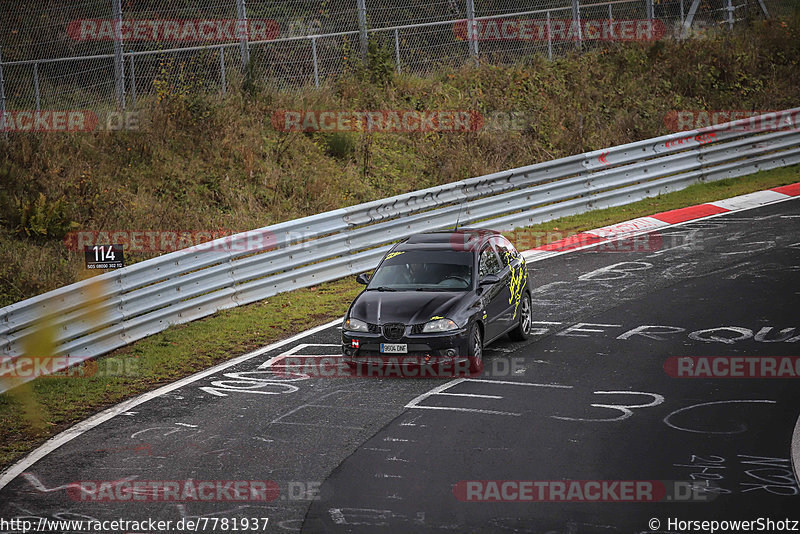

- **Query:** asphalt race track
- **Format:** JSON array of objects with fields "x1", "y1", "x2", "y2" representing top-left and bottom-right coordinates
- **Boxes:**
[{"x1": 1, "y1": 197, "x2": 799, "y2": 533}]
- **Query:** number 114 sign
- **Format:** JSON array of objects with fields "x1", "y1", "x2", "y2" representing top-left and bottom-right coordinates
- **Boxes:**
[{"x1": 84, "y1": 244, "x2": 125, "y2": 270}]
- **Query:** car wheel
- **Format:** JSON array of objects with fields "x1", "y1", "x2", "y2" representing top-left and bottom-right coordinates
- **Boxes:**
[
  {"x1": 468, "y1": 323, "x2": 484, "y2": 374},
  {"x1": 509, "y1": 292, "x2": 532, "y2": 341}
]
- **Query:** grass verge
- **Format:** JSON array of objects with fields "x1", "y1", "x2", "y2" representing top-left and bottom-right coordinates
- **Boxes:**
[{"x1": 1, "y1": 164, "x2": 799, "y2": 471}]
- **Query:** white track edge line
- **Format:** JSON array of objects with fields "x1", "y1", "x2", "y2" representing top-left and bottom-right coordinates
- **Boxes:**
[{"x1": 0, "y1": 317, "x2": 342, "y2": 490}]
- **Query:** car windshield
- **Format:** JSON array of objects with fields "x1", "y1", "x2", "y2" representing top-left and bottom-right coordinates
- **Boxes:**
[{"x1": 367, "y1": 250, "x2": 473, "y2": 291}]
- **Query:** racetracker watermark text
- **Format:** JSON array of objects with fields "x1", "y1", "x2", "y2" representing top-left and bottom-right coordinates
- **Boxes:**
[
  {"x1": 664, "y1": 109, "x2": 800, "y2": 133},
  {"x1": 453, "y1": 480, "x2": 717, "y2": 502},
  {"x1": 0, "y1": 356, "x2": 138, "y2": 380},
  {"x1": 453, "y1": 18, "x2": 666, "y2": 41},
  {"x1": 66, "y1": 480, "x2": 308, "y2": 502},
  {"x1": 271, "y1": 110, "x2": 483, "y2": 133},
  {"x1": 64, "y1": 229, "x2": 276, "y2": 253},
  {"x1": 665, "y1": 356, "x2": 800, "y2": 378},
  {"x1": 1, "y1": 111, "x2": 140, "y2": 132},
  {"x1": 67, "y1": 19, "x2": 279, "y2": 41},
  {"x1": 274, "y1": 356, "x2": 525, "y2": 378}
]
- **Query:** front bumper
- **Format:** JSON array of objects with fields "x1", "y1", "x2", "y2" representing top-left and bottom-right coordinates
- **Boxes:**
[{"x1": 342, "y1": 327, "x2": 471, "y2": 366}]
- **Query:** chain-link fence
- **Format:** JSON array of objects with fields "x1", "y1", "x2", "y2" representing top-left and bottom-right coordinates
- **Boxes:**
[{"x1": 0, "y1": 0, "x2": 793, "y2": 120}]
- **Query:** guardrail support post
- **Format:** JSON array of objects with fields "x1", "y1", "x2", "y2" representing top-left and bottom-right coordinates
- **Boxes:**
[
  {"x1": 33, "y1": 62, "x2": 40, "y2": 111},
  {"x1": 112, "y1": 0, "x2": 126, "y2": 110},
  {"x1": 128, "y1": 54, "x2": 137, "y2": 107},
  {"x1": 357, "y1": 0, "x2": 368, "y2": 62},
  {"x1": 0, "y1": 46, "x2": 7, "y2": 140},
  {"x1": 311, "y1": 37, "x2": 319, "y2": 87},
  {"x1": 466, "y1": 0, "x2": 479, "y2": 64},
  {"x1": 236, "y1": 0, "x2": 250, "y2": 71},
  {"x1": 219, "y1": 46, "x2": 227, "y2": 94}
]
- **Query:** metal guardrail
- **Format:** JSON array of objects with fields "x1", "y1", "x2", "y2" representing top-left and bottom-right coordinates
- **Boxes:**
[{"x1": 1, "y1": 108, "x2": 799, "y2": 391}]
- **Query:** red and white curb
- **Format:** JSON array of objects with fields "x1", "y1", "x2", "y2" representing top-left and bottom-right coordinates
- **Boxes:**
[{"x1": 521, "y1": 182, "x2": 800, "y2": 261}]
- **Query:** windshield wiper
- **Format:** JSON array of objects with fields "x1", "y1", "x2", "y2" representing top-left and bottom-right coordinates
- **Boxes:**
[
  {"x1": 369, "y1": 286, "x2": 398, "y2": 291},
  {"x1": 415, "y1": 287, "x2": 456, "y2": 292}
]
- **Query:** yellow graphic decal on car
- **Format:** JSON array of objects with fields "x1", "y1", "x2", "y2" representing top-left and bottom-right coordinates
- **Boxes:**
[
  {"x1": 430, "y1": 316, "x2": 444, "y2": 320},
  {"x1": 506, "y1": 253, "x2": 527, "y2": 320},
  {"x1": 385, "y1": 251, "x2": 406, "y2": 260}
]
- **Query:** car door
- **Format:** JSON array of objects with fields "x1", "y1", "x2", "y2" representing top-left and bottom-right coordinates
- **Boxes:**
[
  {"x1": 490, "y1": 237, "x2": 518, "y2": 329},
  {"x1": 478, "y1": 244, "x2": 508, "y2": 342},
  {"x1": 493, "y1": 236, "x2": 527, "y2": 326}
]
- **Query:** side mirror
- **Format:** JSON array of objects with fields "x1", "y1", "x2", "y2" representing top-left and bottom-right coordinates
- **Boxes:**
[
  {"x1": 356, "y1": 273, "x2": 370, "y2": 285},
  {"x1": 479, "y1": 274, "x2": 500, "y2": 286}
]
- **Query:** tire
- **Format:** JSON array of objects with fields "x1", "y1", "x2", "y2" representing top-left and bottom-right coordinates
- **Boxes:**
[
  {"x1": 508, "y1": 292, "x2": 532, "y2": 341},
  {"x1": 468, "y1": 323, "x2": 484, "y2": 374}
]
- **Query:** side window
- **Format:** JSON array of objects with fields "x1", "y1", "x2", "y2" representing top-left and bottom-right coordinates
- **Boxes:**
[
  {"x1": 493, "y1": 236, "x2": 519, "y2": 268},
  {"x1": 479, "y1": 246, "x2": 501, "y2": 278}
]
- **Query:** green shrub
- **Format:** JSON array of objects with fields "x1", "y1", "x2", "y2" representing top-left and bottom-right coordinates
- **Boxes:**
[
  {"x1": 365, "y1": 39, "x2": 395, "y2": 85},
  {"x1": 321, "y1": 132, "x2": 357, "y2": 160},
  {"x1": 6, "y1": 193, "x2": 78, "y2": 240}
]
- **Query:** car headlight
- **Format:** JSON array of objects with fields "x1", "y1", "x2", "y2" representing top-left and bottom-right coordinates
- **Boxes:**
[
  {"x1": 422, "y1": 318, "x2": 459, "y2": 333},
  {"x1": 345, "y1": 317, "x2": 369, "y2": 332}
]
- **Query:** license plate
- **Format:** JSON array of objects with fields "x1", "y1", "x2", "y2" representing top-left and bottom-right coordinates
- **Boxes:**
[{"x1": 380, "y1": 344, "x2": 407, "y2": 354}]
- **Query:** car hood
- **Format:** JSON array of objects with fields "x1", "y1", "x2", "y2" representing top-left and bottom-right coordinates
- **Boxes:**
[{"x1": 351, "y1": 290, "x2": 465, "y2": 325}]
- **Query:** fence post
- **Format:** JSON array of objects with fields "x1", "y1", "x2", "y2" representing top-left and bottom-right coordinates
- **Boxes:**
[
  {"x1": 112, "y1": 0, "x2": 126, "y2": 109},
  {"x1": 571, "y1": 0, "x2": 582, "y2": 51},
  {"x1": 681, "y1": 0, "x2": 701, "y2": 39},
  {"x1": 0, "y1": 46, "x2": 7, "y2": 140},
  {"x1": 645, "y1": 0, "x2": 654, "y2": 20},
  {"x1": 236, "y1": 0, "x2": 250, "y2": 70},
  {"x1": 219, "y1": 47, "x2": 227, "y2": 94},
  {"x1": 546, "y1": 11, "x2": 552, "y2": 60},
  {"x1": 466, "y1": 0, "x2": 479, "y2": 64},
  {"x1": 680, "y1": 0, "x2": 684, "y2": 26},
  {"x1": 394, "y1": 28, "x2": 401, "y2": 73},
  {"x1": 726, "y1": 0, "x2": 734, "y2": 29},
  {"x1": 33, "y1": 63, "x2": 40, "y2": 111},
  {"x1": 311, "y1": 37, "x2": 319, "y2": 88},
  {"x1": 128, "y1": 54, "x2": 137, "y2": 107},
  {"x1": 357, "y1": 0, "x2": 368, "y2": 62}
]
